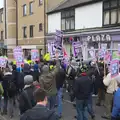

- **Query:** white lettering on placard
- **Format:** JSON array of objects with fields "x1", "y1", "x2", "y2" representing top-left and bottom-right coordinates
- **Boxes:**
[{"x1": 86, "y1": 34, "x2": 111, "y2": 42}]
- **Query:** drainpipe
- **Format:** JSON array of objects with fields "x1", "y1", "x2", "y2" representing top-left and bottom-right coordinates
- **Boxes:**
[
  {"x1": 15, "y1": 0, "x2": 18, "y2": 46},
  {"x1": 44, "y1": 0, "x2": 46, "y2": 54}
]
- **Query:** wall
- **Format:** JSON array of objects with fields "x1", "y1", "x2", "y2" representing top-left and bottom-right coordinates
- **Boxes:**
[
  {"x1": 48, "y1": 12, "x2": 61, "y2": 33},
  {"x1": 17, "y1": 0, "x2": 45, "y2": 50},
  {"x1": 75, "y1": 2, "x2": 103, "y2": 29}
]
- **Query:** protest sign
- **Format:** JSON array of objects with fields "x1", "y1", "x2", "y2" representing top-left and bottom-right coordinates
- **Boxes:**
[
  {"x1": 89, "y1": 47, "x2": 95, "y2": 58},
  {"x1": 0, "y1": 57, "x2": 7, "y2": 68},
  {"x1": 111, "y1": 60, "x2": 119, "y2": 78},
  {"x1": 72, "y1": 42, "x2": 82, "y2": 58},
  {"x1": 104, "y1": 51, "x2": 111, "y2": 64},
  {"x1": 112, "y1": 51, "x2": 119, "y2": 60},
  {"x1": 31, "y1": 49, "x2": 39, "y2": 61}
]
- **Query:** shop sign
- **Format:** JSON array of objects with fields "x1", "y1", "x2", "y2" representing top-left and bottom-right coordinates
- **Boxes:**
[{"x1": 87, "y1": 34, "x2": 111, "y2": 42}]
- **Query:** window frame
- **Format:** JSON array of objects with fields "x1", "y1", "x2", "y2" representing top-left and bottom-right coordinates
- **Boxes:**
[
  {"x1": 103, "y1": 0, "x2": 120, "y2": 27},
  {"x1": 1, "y1": 31, "x2": 3, "y2": 40},
  {"x1": 29, "y1": 1, "x2": 33, "y2": 15},
  {"x1": 30, "y1": 25, "x2": 34, "y2": 38},
  {"x1": 61, "y1": 9, "x2": 75, "y2": 31},
  {"x1": 39, "y1": 0, "x2": 43, "y2": 6},
  {"x1": 39, "y1": 23, "x2": 43, "y2": 31},
  {"x1": 23, "y1": 26, "x2": 27, "y2": 38},
  {"x1": 23, "y1": 4, "x2": 27, "y2": 16}
]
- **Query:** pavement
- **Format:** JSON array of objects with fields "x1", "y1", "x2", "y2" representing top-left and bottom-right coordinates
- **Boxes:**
[{"x1": 0, "y1": 93, "x2": 106, "y2": 120}]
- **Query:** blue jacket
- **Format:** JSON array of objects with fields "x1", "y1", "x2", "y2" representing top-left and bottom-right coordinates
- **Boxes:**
[{"x1": 112, "y1": 88, "x2": 120, "y2": 120}]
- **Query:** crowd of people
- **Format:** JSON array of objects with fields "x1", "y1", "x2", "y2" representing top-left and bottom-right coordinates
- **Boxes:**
[{"x1": 0, "y1": 56, "x2": 119, "y2": 120}]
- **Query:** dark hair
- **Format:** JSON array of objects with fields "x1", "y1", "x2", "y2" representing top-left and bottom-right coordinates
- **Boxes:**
[{"x1": 34, "y1": 88, "x2": 47, "y2": 102}]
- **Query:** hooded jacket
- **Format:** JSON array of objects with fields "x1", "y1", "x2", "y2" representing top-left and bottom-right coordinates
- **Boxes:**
[{"x1": 20, "y1": 104, "x2": 59, "y2": 120}]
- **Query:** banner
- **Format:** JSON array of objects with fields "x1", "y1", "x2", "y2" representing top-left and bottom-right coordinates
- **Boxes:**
[
  {"x1": 89, "y1": 47, "x2": 95, "y2": 58},
  {"x1": 31, "y1": 49, "x2": 39, "y2": 61},
  {"x1": 0, "y1": 57, "x2": 7, "y2": 68},
  {"x1": 54, "y1": 30, "x2": 63, "y2": 50},
  {"x1": 111, "y1": 60, "x2": 119, "y2": 78},
  {"x1": 13, "y1": 47, "x2": 24, "y2": 66},
  {"x1": 72, "y1": 42, "x2": 82, "y2": 58}
]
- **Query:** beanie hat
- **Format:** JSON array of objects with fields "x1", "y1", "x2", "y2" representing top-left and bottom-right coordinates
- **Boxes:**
[{"x1": 24, "y1": 75, "x2": 33, "y2": 85}]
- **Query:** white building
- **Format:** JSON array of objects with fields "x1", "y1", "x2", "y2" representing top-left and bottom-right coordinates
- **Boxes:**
[{"x1": 47, "y1": 0, "x2": 120, "y2": 60}]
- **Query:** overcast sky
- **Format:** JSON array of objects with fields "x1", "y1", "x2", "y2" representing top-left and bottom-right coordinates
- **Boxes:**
[{"x1": 0, "y1": 0, "x2": 3, "y2": 9}]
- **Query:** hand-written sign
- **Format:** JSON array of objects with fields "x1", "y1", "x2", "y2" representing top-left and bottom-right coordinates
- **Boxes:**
[{"x1": 87, "y1": 34, "x2": 111, "y2": 42}]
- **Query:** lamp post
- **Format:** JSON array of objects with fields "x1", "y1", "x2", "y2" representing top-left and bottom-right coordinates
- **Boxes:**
[{"x1": 14, "y1": 0, "x2": 18, "y2": 46}]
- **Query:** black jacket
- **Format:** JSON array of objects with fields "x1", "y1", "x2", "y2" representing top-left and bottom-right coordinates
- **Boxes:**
[
  {"x1": 20, "y1": 104, "x2": 59, "y2": 120},
  {"x1": 2, "y1": 72, "x2": 16, "y2": 98},
  {"x1": 56, "y1": 67, "x2": 66, "y2": 90},
  {"x1": 74, "y1": 74, "x2": 92, "y2": 100},
  {"x1": 19, "y1": 85, "x2": 36, "y2": 115}
]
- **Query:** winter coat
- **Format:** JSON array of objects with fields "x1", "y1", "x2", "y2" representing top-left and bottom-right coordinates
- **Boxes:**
[
  {"x1": 19, "y1": 85, "x2": 36, "y2": 115},
  {"x1": 20, "y1": 104, "x2": 59, "y2": 120},
  {"x1": 112, "y1": 88, "x2": 120, "y2": 120},
  {"x1": 103, "y1": 73, "x2": 118, "y2": 94},
  {"x1": 74, "y1": 73, "x2": 92, "y2": 100},
  {"x1": 2, "y1": 72, "x2": 16, "y2": 98}
]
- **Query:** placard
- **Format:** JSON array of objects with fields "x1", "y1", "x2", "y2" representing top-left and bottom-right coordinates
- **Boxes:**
[
  {"x1": 112, "y1": 51, "x2": 119, "y2": 60},
  {"x1": 89, "y1": 47, "x2": 95, "y2": 58},
  {"x1": 31, "y1": 49, "x2": 39, "y2": 61},
  {"x1": 0, "y1": 57, "x2": 7, "y2": 68},
  {"x1": 111, "y1": 60, "x2": 119, "y2": 78}
]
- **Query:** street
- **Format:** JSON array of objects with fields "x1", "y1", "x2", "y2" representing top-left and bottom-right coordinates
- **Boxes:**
[{"x1": 0, "y1": 93, "x2": 106, "y2": 120}]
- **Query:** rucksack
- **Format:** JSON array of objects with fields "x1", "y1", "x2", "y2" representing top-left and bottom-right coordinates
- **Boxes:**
[
  {"x1": 0, "y1": 82, "x2": 4, "y2": 95},
  {"x1": 8, "y1": 79, "x2": 16, "y2": 92}
]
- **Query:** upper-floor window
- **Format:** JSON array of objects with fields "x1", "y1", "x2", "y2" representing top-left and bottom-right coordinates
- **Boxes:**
[
  {"x1": 23, "y1": 4, "x2": 27, "y2": 16},
  {"x1": 1, "y1": 31, "x2": 3, "y2": 40},
  {"x1": 23, "y1": 26, "x2": 27, "y2": 38},
  {"x1": 0, "y1": 13, "x2": 3, "y2": 23},
  {"x1": 103, "y1": 0, "x2": 120, "y2": 26},
  {"x1": 39, "y1": 23, "x2": 43, "y2": 31},
  {"x1": 61, "y1": 9, "x2": 75, "y2": 31},
  {"x1": 29, "y1": 2, "x2": 33, "y2": 14},
  {"x1": 30, "y1": 25, "x2": 34, "y2": 37},
  {"x1": 39, "y1": 0, "x2": 43, "y2": 5}
]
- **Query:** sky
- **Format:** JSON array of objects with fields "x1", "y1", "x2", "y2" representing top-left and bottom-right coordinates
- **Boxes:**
[{"x1": 0, "y1": 0, "x2": 3, "y2": 9}]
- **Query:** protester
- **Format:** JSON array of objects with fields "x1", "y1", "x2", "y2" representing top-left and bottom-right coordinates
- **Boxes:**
[
  {"x1": 102, "y1": 71, "x2": 118, "y2": 119},
  {"x1": 19, "y1": 75, "x2": 36, "y2": 115},
  {"x1": 73, "y1": 64, "x2": 92, "y2": 120},
  {"x1": 2, "y1": 67, "x2": 16, "y2": 118},
  {"x1": 20, "y1": 88, "x2": 59, "y2": 120},
  {"x1": 111, "y1": 75, "x2": 120, "y2": 120}
]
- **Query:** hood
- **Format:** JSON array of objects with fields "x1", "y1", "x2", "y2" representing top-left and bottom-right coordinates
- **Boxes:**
[
  {"x1": 23, "y1": 63, "x2": 30, "y2": 73},
  {"x1": 41, "y1": 65, "x2": 49, "y2": 74}
]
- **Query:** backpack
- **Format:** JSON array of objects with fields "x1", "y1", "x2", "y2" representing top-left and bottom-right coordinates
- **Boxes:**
[{"x1": 8, "y1": 78, "x2": 16, "y2": 92}]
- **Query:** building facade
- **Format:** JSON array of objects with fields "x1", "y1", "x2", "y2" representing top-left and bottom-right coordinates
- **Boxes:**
[{"x1": 47, "y1": 0, "x2": 120, "y2": 60}]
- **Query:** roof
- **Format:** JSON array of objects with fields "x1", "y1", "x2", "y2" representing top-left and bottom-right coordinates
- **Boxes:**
[{"x1": 47, "y1": 0, "x2": 102, "y2": 14}]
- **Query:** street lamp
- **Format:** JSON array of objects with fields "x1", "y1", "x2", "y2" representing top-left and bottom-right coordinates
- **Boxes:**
[{"x1": 14, "y1": 0, "x2": 18, "y2": 46}]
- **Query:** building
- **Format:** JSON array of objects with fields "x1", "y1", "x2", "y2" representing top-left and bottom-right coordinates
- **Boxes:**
[
  {"x1": 47, "y1": 0, "x2": 120, "y2": 60},
  {"x1": 0, "y1": 8, "x2": 7, "y2": 55},
  {"x1": 4, "y1": 0, "x2": 66, "y2": 58}
]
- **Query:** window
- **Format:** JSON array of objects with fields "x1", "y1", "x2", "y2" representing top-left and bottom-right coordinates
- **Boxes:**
[
  {"x1": 23, "y1": 27, "x2": 27, "y2": 38},
  {"x1": 29, "y1": 2, "x2": 33, "y2": 14},
  {"x1": 39, "y1": 0, "x2": 43, "y2": 5},
  {"x1": 103, "y1": 0, "x2": 120, "y2": 26},
  {"x1": 61, "y1": 9, "x2": 75, "y2": 31},
  {"x1": 30, "y1": 25, "x2": 34, "y2": 37},
  {"x1": 1, "y1": 31, "x2": 3, "y2": 40},
  {"x1": 0, "y1": 13, "x2": 3, "y2": 22},
  {"x1": 39, "y1": 23, "x2": 43, "y2": 31},
  {"x1": 23, "y1": 4, "x2": 27, "y2": 16}
]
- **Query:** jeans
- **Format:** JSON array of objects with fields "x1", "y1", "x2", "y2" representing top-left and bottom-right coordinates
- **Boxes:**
[
  {"x1": 87, "y1": 94, "x2": 94, "y2": 117},
  {"x1": 3, "y1": 97, "x2": 8, "y2": 112},
  {"x1": 48, "y1": 95, "x2": 56, "y2": 110},
  {"x1": 76, "y1": 99, "x2": 88, "y2": 120},
  {"x1": 8, "y1": 98, "x2": 14, "y2": 116},
  {"x1": 57, "y1": 88, "x2": 63, "y2": 117}
]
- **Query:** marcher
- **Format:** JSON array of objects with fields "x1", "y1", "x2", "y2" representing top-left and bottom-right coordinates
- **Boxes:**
[
  {"x1": 74, "y1": 64, "x2": 92, "y2": 120},
  {"x1": 102, "y1": 72, "x2": 118, "y2": 119},
  {"x1": 19, "y1": 75, "x2": 36, "y2": 115},
  {"x1": 20, "y1": 88, "x2": 59, "y2": 120}
]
